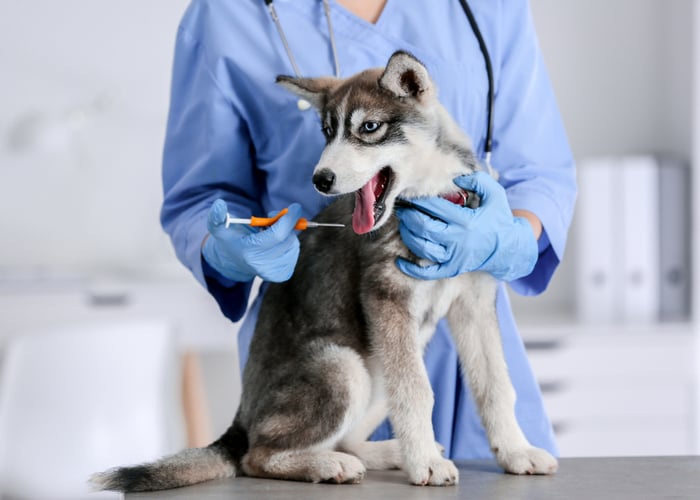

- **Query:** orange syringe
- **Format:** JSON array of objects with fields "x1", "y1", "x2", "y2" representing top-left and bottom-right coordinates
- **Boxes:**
[{"x1": 225, "y1": 207, "x2": 344, "y2": 230}]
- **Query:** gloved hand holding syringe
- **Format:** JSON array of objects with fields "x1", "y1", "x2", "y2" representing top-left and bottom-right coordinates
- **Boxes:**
[{"x1": 202, "y1": 200, "x2": 342, "y2": 284}]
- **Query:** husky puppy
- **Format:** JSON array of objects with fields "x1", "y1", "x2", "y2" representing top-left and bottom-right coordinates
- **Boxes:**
[{"x1": 91, "y1": 51, "x2": 557, "y2": 492}]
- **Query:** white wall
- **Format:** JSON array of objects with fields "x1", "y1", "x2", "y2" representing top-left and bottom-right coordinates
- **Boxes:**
[
  {"x1": 693, "y1": 1, "x2": 700, "y2": 325},
  {"x1": 0, "y1": 1, "x2": 190, "y2": 281},
  {"x1": 514, "y1": 0, "x2": 695, "y2": 320},
  {"x1": 531, "y1": 0, "x2": 693, "y2": 159}
]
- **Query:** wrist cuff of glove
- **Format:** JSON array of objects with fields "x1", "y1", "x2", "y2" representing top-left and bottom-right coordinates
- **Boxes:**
[
  {"x1": 485, "y1": 217, "x2": 538, "y2": 282},
  {"x1": 202, "y1": 237, "x2": 256, "y2": 284}
]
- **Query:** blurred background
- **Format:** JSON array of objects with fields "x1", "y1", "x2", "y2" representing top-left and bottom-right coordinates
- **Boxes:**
[{"x1": 0, "y1": 0, "x2": 698, "y2": 498}]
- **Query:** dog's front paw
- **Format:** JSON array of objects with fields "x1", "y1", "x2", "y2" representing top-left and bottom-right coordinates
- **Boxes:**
[
  {"x1": 406, "y1": 457, "x2": 459, "y2": 486},
  {"x1": 314, "y1": 452, "x2": 366, "y2": 484},
  {"x1": 497, "y1": 446, "x2": 558, "y2": 475}
]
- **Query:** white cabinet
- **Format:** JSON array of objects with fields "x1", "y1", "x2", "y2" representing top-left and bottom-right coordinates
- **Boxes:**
[{"x1": 523, "y1": 324, "x2": 698, "y2": 457}]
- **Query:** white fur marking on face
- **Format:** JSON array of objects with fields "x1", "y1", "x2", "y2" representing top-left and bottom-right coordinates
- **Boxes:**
[
  {"x1": 323, "y1": 110, "x2": 333, "y2": 136},
  {"x1": 349, "y1": 108, "x2": 367, "y2": 133},
  {"x1": 335, "y1": 93, "x2": 349, "y2": 140}
]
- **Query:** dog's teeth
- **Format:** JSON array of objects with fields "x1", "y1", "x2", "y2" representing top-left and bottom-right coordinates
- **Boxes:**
[{"x1": 375, "y1": 202, "x2": 385, "y2": 220}]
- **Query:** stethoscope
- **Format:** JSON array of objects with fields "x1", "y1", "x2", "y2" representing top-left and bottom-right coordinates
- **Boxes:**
[{"x1": 264, "y1": 0, "x2": 495, "y2": 168}]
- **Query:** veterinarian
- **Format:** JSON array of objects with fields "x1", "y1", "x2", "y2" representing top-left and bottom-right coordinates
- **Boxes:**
[{"x1": 160, "y1": 0, "x2": 576, "y2": 460}]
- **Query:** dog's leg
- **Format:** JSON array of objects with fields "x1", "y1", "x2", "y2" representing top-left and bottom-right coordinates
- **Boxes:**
[
  {"x1": 380, "y1": 336, "x2": 457, "y2": 485},
  {"x1": 242, "y1": 448, "x2": 365, "y2": 483},
  {"x1": 337, "y1": 366, "x2": 445, "y2": 471},
  {"x1": 337, "y1": 359, "x2": 402, "y2": 471},
  {"x1": 338, "y1": 397, "x2": 403, "y2": 470},
  {"x1": 241, "y1": 344, "x2": 370, "y2": 483},
  {"x1": 339, "y1": 439, "x2": 446, "y2": 471},
  {"x1": 367, "y1": 295, "x2": 458, "y2": 486},
  {"x1": 446, "y1": 274, "x2": 558, "y2": 475},
  {"x1": 339, "y1": 440, "x2": 402, "y2": 470}
]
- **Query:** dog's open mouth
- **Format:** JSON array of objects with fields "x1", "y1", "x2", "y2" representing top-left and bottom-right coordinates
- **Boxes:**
[{"x1": 352, "y1": 166, "x2": 395, "y2": 234}]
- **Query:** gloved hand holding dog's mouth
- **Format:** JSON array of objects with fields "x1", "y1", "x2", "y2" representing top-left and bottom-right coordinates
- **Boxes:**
[{"x1": 395, "y1": 172, "x2": 538, "y2": 282}]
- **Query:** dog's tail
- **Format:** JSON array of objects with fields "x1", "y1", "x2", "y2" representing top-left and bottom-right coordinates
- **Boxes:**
[{"x1": 89, "y1": 421, "x2": 248, "y2": 492}]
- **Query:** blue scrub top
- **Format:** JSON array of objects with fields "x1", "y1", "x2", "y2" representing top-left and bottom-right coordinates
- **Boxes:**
[{"x1": 160, "y1": 0, "x2": 577, "y2": 459}]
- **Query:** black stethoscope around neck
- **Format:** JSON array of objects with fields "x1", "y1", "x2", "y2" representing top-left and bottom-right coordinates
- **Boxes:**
[{"x1": 264, "y1": 0, "x2": 495, "y2": 168}]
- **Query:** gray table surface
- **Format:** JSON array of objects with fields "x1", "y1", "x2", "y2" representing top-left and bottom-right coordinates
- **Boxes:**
[{"x1": 127, "y1": 456, "x2": 700, "y2": 499}]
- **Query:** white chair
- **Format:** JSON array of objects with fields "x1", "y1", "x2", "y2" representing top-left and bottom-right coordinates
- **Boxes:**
[{"x1": 0, "y1": 321, "x2": 187, "y2": 499}]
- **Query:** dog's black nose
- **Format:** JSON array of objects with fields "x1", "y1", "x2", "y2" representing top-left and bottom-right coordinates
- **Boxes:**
[{"x1": 313, "y1": 169, "x2": 336, "y2": 193}]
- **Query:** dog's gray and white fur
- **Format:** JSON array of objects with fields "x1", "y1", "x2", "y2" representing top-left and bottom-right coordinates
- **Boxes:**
[{"x1": 91, "y1": 51, "x2": 557, "y2": 492}]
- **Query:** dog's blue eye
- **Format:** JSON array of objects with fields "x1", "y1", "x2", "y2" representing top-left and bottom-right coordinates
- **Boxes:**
[{"x1": 361, "y1": 121, "x2": 381, "y2": 133}]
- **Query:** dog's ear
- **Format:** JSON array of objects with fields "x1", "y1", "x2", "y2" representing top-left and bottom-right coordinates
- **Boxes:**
[
  {"x1": 378, "y1": 51, "x2": 434, "y2": 101},
  {"x1": 276, "y1": 75, "x2": 340, "y2": 111}
]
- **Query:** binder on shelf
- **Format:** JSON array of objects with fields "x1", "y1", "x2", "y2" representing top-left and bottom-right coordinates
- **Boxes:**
[
  {"x1": 575, "y1": 154, "x2": 691, "y2": 325},
  {"x1": 657, "y1": 156, "x2": 691, "y2": 321},
  {"x1": 575, "y1": 157, "x2": 620, "y2": 324},
  {"x1": 620, "y1": 156, "x2": 659, "y2": 324}
]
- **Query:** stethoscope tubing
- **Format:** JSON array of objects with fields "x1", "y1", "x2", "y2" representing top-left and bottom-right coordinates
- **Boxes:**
[
  {"x1": 265, "y1": 0, "x2": 340, "y2": 79},
  {"x1": 457, "y1": 0, "x2": 494, "y2": 165}
]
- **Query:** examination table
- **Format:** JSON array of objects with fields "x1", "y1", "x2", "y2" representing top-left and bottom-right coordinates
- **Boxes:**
[{"x1": 127, "y1": 456, "x2": 699, "y2": 499}]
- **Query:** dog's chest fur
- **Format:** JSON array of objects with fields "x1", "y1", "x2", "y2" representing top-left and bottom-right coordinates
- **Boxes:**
[{"x1": 248, "y1": 195, "x2": 467, "y2": 372}]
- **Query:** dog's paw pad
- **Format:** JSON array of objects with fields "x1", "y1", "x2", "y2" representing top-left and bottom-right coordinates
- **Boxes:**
[
  {"x1": 497, "y1": 446, "x2": 558, "y2": 475},
  {"x1": 408, "y1": 457, "x2": 459, "y2": 486}
]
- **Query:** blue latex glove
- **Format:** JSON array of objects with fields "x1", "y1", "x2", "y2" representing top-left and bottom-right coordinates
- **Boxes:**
[
  {"x1": 202, "y1": 199, "x2": 302, "y2": 283},
  {"x1": 395, "y1": 172, "x2": 538, "y2": 281}
]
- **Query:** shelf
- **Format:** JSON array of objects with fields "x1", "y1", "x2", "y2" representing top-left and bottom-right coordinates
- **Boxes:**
[{"x1": 524, "y1": 327, "x2": 698, "y2": 457}]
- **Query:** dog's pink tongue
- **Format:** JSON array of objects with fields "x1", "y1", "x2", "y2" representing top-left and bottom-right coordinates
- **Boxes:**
[{"x1": 352, "y1": 176, "x2": 378, "y2": 234}]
